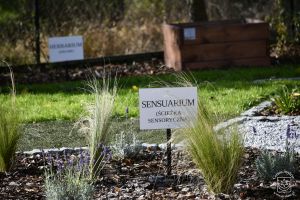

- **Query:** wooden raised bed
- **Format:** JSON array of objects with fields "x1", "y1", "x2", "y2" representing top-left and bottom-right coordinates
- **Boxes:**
[{"x1": 162, "y1": 20, "x2": 270, "y2": 71}]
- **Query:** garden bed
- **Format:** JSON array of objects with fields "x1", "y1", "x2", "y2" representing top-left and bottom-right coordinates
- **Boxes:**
[{"x1": 1, "y1": 146, "x2": 299, "y2": 199}]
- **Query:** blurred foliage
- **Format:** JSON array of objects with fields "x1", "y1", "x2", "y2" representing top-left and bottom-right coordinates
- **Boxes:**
[
  {"x1": 0, "y1": 0, "x2": 299, "y2": 65},
  {"x1": 268, "y1": 0, "x2": 300, "y2": 58}
]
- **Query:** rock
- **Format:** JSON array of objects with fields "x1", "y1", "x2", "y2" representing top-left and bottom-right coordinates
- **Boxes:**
[
  {"x1": 44, "y1": 148, "x2": 60, "y2": 154},
  {"x1": 259, "y1": 182, "x2": 264, "y2": 187},
  {"x1": 25, "y1": 182, "x2": 34, "y2": 187},
  {"x1": 121, "y1": 167, "x2": 128, "y2": 173},
  {"x1": 270, "y1": 182, "x2": 277, "y2": 189},
  {"x1": 181, "y1": 187, "x2": 190, "y2": 193},
  {"x1": 185, "y1": 192, "x2": 196, "y2": 198},
  {"x1": 217, "y1": 193, "x2": 230, "y2": 199},
  {"x1": 243, "y1": 153, "x2": 250, "y2": 159},
  {"x1": 74, "y1": 147, "x2": 89, "y2": 151},
  {"x1": 142, "y1": 143, "x2": 159, "y2": 151},
  {"x1": 23, "y1": 149, "x2": 42, "y2": 155},
  {"x1": 9, "y1": 181, "x2": 19, "y2": 186},
  {"x1": 60, "y1": 147, "x2": 75, "y2": 154},
  {"x1": 240, "y1": 101, "x2": 273, "y2": 116}
]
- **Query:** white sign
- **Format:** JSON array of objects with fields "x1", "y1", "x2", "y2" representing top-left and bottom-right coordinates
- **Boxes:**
[
  {"x1": 183, "y1": 27, "x2": 196, "y2": 40},
  {"x1": 139, "y1": 87, "x2": 198, "y2": 130},
  {"x1": 48, "y1": 36, "x2": 84, "y2": 62}
]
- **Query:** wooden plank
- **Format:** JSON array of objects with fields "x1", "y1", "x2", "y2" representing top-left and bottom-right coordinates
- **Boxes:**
[
  {"x1": 184, "y1": 57, "x2": 271, "y2": 70},
  {"x1": 183, "y1": 23, "x2": 269, "y2": 45},
  {"x1": 181, "y1": 40, "x2": 268, "y2": 62},
  {"x1": 168, "y1": 19, "x2": 242, "y2": 27}
]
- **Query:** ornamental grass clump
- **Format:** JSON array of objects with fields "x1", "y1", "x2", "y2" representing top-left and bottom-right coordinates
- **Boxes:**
[
  {"x1": 0, "y1": 106, "x2": 21, "y2": 172},
  {"x1": 79, "y1": 76, "x2": 117, "y2": 179},
  {"x1": 0, "y1": 62, "x2": 21, "y2": 172},
  {"x1": 183, "y1": 104, "x2": 244, "y2": 194}
]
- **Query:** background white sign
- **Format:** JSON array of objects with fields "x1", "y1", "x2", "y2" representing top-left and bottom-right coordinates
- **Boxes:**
[
  {"x1": 183, "y1": 27, "x2": 196, "y2": 40},
  {"x1": 48, "y1": 36, "x2": 84, "y2": 62},
  {"x1": 139, "y1": 87, "x2": 198, "y2": 130}
]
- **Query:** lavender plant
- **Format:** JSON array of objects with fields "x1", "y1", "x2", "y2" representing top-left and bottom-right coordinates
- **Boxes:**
[
  {"x1": 44, "y1": 150, "x2": 95, "y2": 200},
  {"x1": 255, "y1": 125, "x2": 297, "y2": 182}
]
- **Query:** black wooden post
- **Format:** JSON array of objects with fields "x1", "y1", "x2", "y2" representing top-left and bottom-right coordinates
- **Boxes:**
[
  {"x1": 166, "y1": 128, "x2": 172, "y2": 176},
  {"x1": 34, "y1": 0, "x2": 40, "y2": 64}
]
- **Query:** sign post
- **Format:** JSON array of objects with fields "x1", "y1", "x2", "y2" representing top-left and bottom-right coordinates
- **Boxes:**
[
  {"x1": 139, "y1": 87, "x2": 197, "y2": 176},
  {"x1": 166, "y1": 128, "x2": 172, "y2": 176}
]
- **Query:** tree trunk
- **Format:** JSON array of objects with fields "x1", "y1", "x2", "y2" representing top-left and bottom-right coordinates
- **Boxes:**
[{"x1": 191, "y1": 0, "x2": 208, "y2": 22}]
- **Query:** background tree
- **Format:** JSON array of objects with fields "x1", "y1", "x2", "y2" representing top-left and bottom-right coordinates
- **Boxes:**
[{"x1": 190, "y1": 0, "x2": 208, "y2": 22}]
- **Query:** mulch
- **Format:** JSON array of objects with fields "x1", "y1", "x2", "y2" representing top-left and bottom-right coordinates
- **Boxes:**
[
  {"x1": 1, "y1": 147, "x2": 299, "y2": 199},
  {"x1": 0, "y1": 60, "x2": 174, "y2": 85}
]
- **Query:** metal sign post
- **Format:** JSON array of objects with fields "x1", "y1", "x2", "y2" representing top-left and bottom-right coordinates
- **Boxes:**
[{"x1": 166, "y1": 128, "x2": 172, "y2": 176}]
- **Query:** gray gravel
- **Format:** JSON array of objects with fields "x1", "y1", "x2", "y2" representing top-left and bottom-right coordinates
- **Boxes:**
[{"x1": 215, "y1": 101, "x2": 300, "y2": 153}]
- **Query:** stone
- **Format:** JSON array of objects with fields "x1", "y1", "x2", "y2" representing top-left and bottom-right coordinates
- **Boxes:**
[
  {"x1": 44, "y1": 148, "x2": 60, "y2": 154},
  {"x1": 25, "y1": 182, "x2": 34, "y2": 187},
  {"x1": 9, "y1": 181, "x2": 19, "y2": 186},
  {"x1": 137, "y1": 195, "x2": 145, "y2": 200},
  {"x1": 60, "y1": 147, "x2": 75, "y2": 154},
  {"x1": 121, "y1": 167, "x2": 128, "y2": 173},
  {"x1": 185, "y1": 192, "x2": 196, "y2": 198},
  {"x1": 23, "y1": 149, "x2": 42, "y2": 155},
  {"x1": 181, "y1": 187, "x2": 190, "y2": 193}
]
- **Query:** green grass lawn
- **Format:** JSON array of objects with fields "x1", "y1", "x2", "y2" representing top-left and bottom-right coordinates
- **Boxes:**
[{"x1": 1, "y1": 64, "x2": 300, "y2": 150}]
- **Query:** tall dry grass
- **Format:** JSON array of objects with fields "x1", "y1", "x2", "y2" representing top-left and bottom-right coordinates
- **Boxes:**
[{"x1": 79, "y1": 76, "x2": 117, "y2": 179}]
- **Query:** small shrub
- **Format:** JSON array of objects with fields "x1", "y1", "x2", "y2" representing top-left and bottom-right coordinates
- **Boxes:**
[
  {"x1": 44, "y1": 151, "x2": 94, "y2": 200},
  {"x1": 255, "y1": 148, "x2": 296, "y2": 182},
  {"x1": 273, "y1": 85, "x2": 300, "y2": 114},
  {"x1": 111, "y1": 107, "x2": 143, "y2": 159},
  {"x1": 79, "y1": 76, "x2": 117, "y2": 179},
  {"x1": 183, "y1": 104, "x2": 244, "y2": 194},
  {"x1": 112, "y1": 119, "x2": 142, "y2": 159},
  {"x1": 255, "y1": 125, "x2": 297, "y2": 182}
]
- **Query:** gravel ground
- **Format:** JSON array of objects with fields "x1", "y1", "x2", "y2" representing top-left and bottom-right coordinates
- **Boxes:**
[{"x1": 215, "y1": 101, "x2": 300, "y2": 153}]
